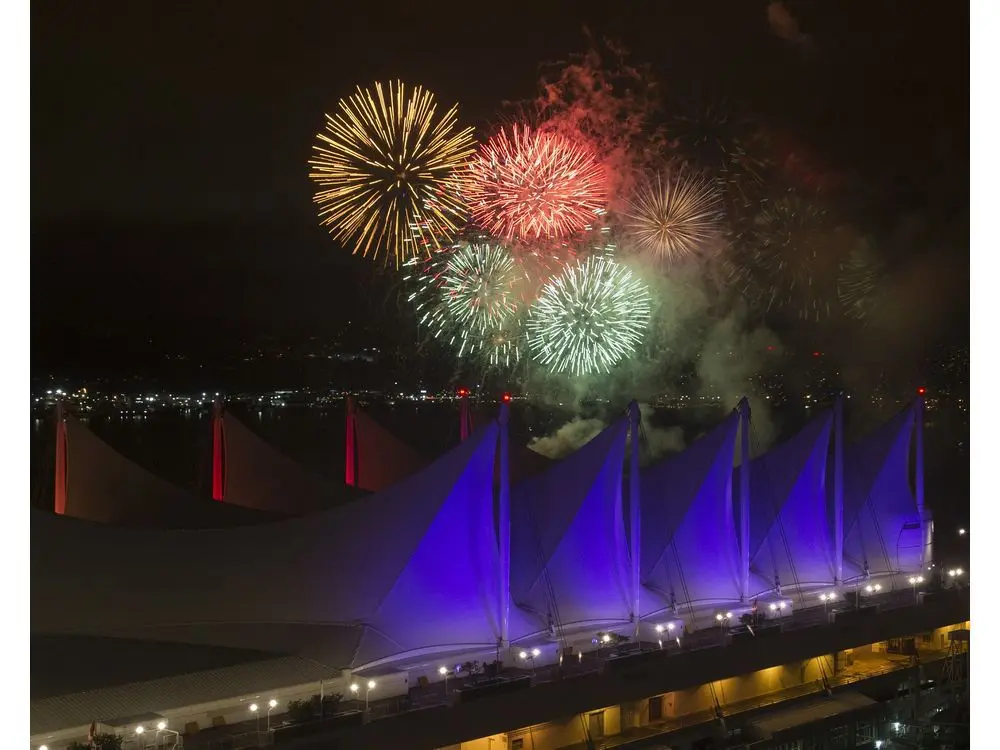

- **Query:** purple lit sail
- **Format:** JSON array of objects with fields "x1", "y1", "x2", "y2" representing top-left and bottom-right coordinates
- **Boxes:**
[
  {"x1": 843, "y1": 404, "x2": 924, "y2": 578},
  {"x1": 640, "y1": 410, "x2": 742, "y2": 610},
  {"x1": 510, "y1": 417, "x2": 632, "y2": 636},
  {"x1": 737, "y1": 412, "x2": 836, "y2": 593}
]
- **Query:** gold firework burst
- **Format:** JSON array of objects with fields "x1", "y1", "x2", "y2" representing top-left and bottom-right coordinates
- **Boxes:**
[{"x1": 309, "y1": 81, "x2": 476, "y2": 268}]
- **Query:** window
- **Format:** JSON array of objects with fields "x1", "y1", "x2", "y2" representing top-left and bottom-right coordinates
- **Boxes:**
[
  {"x1": 829, "y1": 724, "x2": 849, "y2": 749},
  {"x1": 856, "y1": 720, "x2": 876, "y2": 745},
  {"x1": 511, "y1": 740, "x2": 524, "y2": 750},
  {"x1": 648, "y1": 695, "x2": 663, "y2": 722},
  {"x1": 775, "y1": 741, "x2": 803, "y2": 750},
  {"x1": 588, "y1": 711, "x2": 605, "y2": 739}
]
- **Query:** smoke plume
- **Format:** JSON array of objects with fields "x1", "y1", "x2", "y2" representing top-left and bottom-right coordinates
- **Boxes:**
[{"x1": 528, "y1": 402, "x2": 685, "y2": 461}]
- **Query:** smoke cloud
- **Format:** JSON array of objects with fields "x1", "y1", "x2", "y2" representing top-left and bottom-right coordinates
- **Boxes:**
[
  {"x1": 766, "y1": 2, "x2": 814, "y2": 50},
  {"x1": 527, "y1": 415, "x2": 606, "y2": 459},
  {"x1": 528, "y1": 401, "x2": 685, "y2": 461},
  {"x1": 695, "y1": 309, "x2": 781, "y2": 451}
]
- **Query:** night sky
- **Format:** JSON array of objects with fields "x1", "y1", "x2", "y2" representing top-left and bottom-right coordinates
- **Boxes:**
[{"x1": 31, "y1": 1, "x2": 969, "y2": 376}]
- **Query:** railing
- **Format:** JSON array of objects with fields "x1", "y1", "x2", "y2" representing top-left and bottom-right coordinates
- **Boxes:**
[{"x1": 176, "y1": 592, "x2": 966, "y2": 748}]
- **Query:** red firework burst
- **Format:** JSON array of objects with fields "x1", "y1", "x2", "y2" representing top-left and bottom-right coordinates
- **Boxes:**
[{"x1": 463, "y1": 125, "x2": 607, "y2": 240}]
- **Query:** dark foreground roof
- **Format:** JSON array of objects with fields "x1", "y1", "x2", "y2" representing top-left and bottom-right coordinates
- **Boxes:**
[{"x1": 32, "y1": 634, "x2": 278, "y2": 701}]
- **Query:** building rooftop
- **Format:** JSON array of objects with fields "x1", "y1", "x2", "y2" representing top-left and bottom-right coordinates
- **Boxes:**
[{"x1": 751, "y1": 692, "x2": 876, "y2": 737}]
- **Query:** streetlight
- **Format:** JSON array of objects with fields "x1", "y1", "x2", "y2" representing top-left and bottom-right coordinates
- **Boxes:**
[
  {"x1": 875, "y1": 740, "x2": 883, "y2": 749},
  {"x1": 715, "y1": 612, "x2": 732, "y2": 631},
  {"x1": 958, "y1": 528, "x2": 966, "y2": 536},
  {"x1": 519, "y1": 647, "x2": 541, "y2": 674},
  {"x1": 249, "y1": 702, "x2": 260, "y2": 732},
  {"x1": 908, "y1": 575, "x2": 924, "y2": 603},
  {"x1": 350, "y1": 681, "x2": 375, "y2": 710},
  {"x1": 864, "y1": 583, "x2": 882, "y2": 595},
  {"x1": 135, "y1": 725, "x2": 144, "y2": 748},
  {"x1": 438, "y1": 665, "x2": 451, "y2": 693},
  {"x1": 819, "y1": 592, "x2": 837, "y2": 617},
  {"x1": 156, "y1": 721, "x2": 180, "y2": 747},
  {"x1": 948, "y1": 568, "x2": 963, "y2": 578},
  {"x1": 267, "y1": 698, "x2": 278, "y2": 730},
  {"x1": 39, "y1": 746, "x2": 48, "y2": 750},
  {"x1": 768, "y1": 601, "x2": 788, "y2": 617}
]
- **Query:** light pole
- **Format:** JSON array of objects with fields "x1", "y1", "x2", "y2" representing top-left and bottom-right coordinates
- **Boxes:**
[
  {"x1": 249, "y1": 702, "x2": 260, "y2": 733},
  {"x1": 768, "y1": 601, "x2": 788, "y2": 618},
  {"x1": 267, "y1": 698, "x2": 278, "y2": 730},
  {"x1": 820, "y1": 592, "x2": 837, "y2": 617},
  {"x1": 366, "y1": 679, "x2": 376, "y2": 710},
  {"x1": 519, "y1": 647, "x2": 541, "y2": 674},
  {"x1": 135, "y1": 725, "x2": 145, "y2": 749},
  {"x1": 156, "y1": 721, "x2": 180, "y2": 748},
  {"x1": 351, "y1": 680, "x2": 377, "y2": 711},
  {"x1": 908, "y1": 575, "x2": 924, "y2": 604},
  {"x1": 438, "y1": 665, "x2": 451, "y2": 694},
  {"x1": 715, "y1": 612, "x2": 732, "y2": 634},
  {"x1": 864, "y1": 583, "x2": 882, "y2": 596}
]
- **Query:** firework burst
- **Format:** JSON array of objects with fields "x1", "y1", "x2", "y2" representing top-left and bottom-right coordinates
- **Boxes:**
[
  {"x1": 729, "y1": 193, "x2": 843, "y2": 321},
  {"x1": 528, "y1": 256, "x2": 652, "y2": 376},
  {"x1": 309, "y1": 81, "x2": 476, "y2": 268},
  {"x1": 626, "y1": 168, "x2": 725, "y2": 261},
  {"x1": 406, "y1": 242, "x2": 526, "y2": 367},
  {"x1": 463, "y1": 125, "x2": 608, "y2": 241}
]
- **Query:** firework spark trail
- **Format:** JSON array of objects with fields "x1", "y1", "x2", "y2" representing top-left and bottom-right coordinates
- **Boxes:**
[
  {"x1": 837, "y1": 239, "x2": 883, "y2": 320},
  {"x1": 309, "y1": 81, "x2": 475, "y2": 268},
  {"x1": 406, "y1": 243, "x2": 526, "y2": 368},
  {"x1": 463, "y1": 125, "x2": 607, "y2": 241},
  {"x1": 626, "y1": 169, "x2": 725, "y2": 261},
  {"x1": 528, "y1": 256, "x2": 652, "y2": 376}
]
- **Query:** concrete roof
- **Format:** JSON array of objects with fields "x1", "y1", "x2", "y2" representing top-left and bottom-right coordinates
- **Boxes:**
[
  {"x1": 31, "y1": 654, "x2": 333, "y2": 736},
  {"x1": 751, "y1": 692, "x2": 876, "y2": 737}
]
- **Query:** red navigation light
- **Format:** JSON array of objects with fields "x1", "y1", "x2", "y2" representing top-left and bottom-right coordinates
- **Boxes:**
[
  {"x1": 767, "y1": 345, "x2": 775, "y2": 352},
  {"x1": 917, "y1": 387, "x2": 926, "y2": 396},
  {"x1": 502, "y1": 392, "x2": 512, "y2": 403},
  {"x1": 457, "y1": 387, "x2": 469, "y2": 397},
  {"x1": 812, "y1": 351, "x2": 821, "y2": 358}
]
